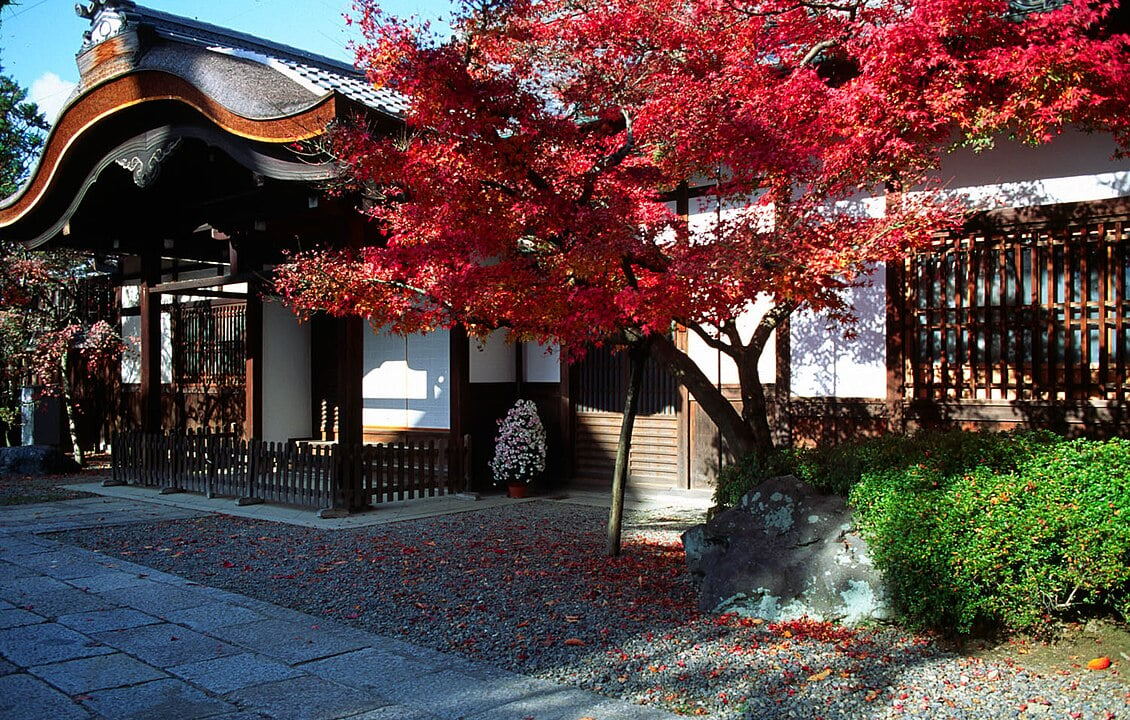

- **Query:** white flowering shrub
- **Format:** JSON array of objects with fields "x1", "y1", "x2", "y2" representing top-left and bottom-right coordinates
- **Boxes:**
[{"x1": 489, "y1": 399, "x2": 547, "y2": 486}]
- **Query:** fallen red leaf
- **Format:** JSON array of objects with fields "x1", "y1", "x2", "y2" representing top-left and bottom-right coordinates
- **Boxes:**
[{"x1": 1087, "y1": 656, "x2": 1112, "y2": 670}]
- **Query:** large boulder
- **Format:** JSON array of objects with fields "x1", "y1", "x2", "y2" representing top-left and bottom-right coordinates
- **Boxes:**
[
  {"x1": 682, "y1": 475, "x2": 892, "y2": 625},
  {"x1": 0, "y1": 445, "x2": 81, "y2": 476}
]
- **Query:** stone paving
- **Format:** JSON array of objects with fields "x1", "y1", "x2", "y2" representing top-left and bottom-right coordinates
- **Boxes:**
[{"x1": 0, "y1": 493, "x2": 693, "y2": 720}]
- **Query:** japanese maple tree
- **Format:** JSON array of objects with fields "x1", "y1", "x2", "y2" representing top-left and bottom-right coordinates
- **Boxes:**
[
  {"x1": 276, "y1": 0, "x2": 1130, "y2": 460},
  {"x1": 0, "y1": 241, "x2": 122, "y2": 459}
]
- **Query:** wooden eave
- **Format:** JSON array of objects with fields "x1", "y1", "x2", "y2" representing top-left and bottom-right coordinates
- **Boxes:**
[{"x1": 0, "y1": 69, "x2": 354, "y2": 248}]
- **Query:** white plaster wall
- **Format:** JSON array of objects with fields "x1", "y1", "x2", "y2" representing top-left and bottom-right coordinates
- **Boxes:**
[
  {"x1": 685, "y1": 297, "x2": 777, "y2": 386},
  {"x1": 262, "y1": 302, "x2": 311, "y2": 442},
  {"x1": 469, "y1": 329, "x2": 516, "y2": 383},
  {"x1": 120, "y1": 312, "x2": 172, "y2": 384},
  {"x1": 684, "y1": 199, "x2": 778, "y2": 387},
  {"x1": 789, "y1": 132, "x2": 1129, "y2": 399},
  {"x1": 523, "y1": 342, "x2": 561, "y2": 383},
  {"x1": 362, "y1": 327, "x2": 450, "y2": 429},
  {"x1": 790, "y1": 266, "x2": 887, "y2": 398},
  {"x1": 929, "y1": 130, "x2": 1130, "y2": 209},
  {"x1": 406, "y1": 332, "x2": 450, "y2": 428}
]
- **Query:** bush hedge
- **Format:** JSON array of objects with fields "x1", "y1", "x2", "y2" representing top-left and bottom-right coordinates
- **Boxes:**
[{"x1": 713, "y1": 430, "x2": 1130, "y2": 634}]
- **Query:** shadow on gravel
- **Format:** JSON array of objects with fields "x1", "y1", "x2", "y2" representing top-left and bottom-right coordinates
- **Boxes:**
[{"x1": 44, "y1": 500, "x2": 1128, "y2": 720}]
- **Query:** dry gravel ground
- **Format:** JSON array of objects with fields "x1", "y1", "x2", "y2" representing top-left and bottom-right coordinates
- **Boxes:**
[
  {"x1": 38, "y1": 495, "x2": 1130, "y2": 720},
  {"x1": 0, "y1": 469, "x2": 101, "y2": 505}
]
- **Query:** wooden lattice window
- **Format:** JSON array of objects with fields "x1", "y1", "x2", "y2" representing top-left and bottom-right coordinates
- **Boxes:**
[
  {"x1": 575, "y1": 344, "x2": 678, "y2": 416},
  {"x1": 171, "y1": 301, "x2": 246, "y2": 385},
  {"x1": 905, "y1": 212, "x2": 1128, "y2": 402}
]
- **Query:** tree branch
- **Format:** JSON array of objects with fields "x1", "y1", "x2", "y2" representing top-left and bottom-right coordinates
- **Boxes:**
[
  {"x1": 800, "y1": 39, "x2": 838, "y2": 68},
  {"x1": 750, "y1": 299, "x2": 799, "y2": 357},
  {"x1": 578, "y1": 108, "x2": 635, "y2": 207},
  {"x1": 687, "y1": 322, "x2": 731, "y2": 353}
]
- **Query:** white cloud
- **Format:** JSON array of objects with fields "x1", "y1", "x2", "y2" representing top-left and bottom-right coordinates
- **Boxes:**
[{"x1": 28, "y1": 72, "x2": 77, "y2": 125}]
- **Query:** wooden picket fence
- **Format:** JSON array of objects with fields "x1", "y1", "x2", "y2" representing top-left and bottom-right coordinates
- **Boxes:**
[{"x1": 110, "y1": 429, "x2": 471, "y2": 511}]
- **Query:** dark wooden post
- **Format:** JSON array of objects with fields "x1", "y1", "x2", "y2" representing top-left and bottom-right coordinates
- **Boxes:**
[
  {"x1": 886, "y1": 261, "x2": 907, "y2": 434},
  {"x1": 319, "y1": 313, "x2": 363, "y2": 517},
  {"x1": 558, "y1": 345, "x2": 575, "y2": 484},
  {"x1": 674, "y1": 183, "x2": 692, "y2": 489},
  {"x1": 673, "y1": 329, "x2": 690, "y2": 490},
  {"x1": 340, "y1": 315, "x2": 365, "y2": 510},
  {"x1": 449, "y1": 325, "x2": 471, "y2": 493},
  {"x1": 139, "y1": 251, "x2": 162, "y2": 434},
  {"x1": 309, "y1": 315, "x2": 336, "y2": 441},
  {"x1": 885, "y1": 183, "x2": 907, "y2": 435},
  {"x1": 244, "y1": 276, "x2": 263, "y2": 440}
]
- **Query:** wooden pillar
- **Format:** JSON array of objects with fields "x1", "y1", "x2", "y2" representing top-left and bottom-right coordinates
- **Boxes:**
[
  {"x1": 244, "y1": 277, "x2": 263, "y2": 439},
  {"x1": 139, "y1": 252, "x2": 162, "y2": 433},
  {"x1": 674, "y1": 182, "x2": 691, "y2": 489},
  {"x1": 886, "y1": 261, "x2": 907, "y2": 434},
  {"x1": 449, "y1": 325, "x2": 471, "y2": 492},
  {"x1": 885, "y1": 182, "x2": 907, "y2": 435},
  {"x1": 674, "y1": 328, "x2": 690, "y2": 490},
  {"x1": 558, "y1": 345, "x2": 574, "y2": 485},
  {"x1": 338, "y1": 315, "x2": 364, "y2": 509},
  {"x1": 309, "y1": 315, "x2": 337, "y2": 441}
]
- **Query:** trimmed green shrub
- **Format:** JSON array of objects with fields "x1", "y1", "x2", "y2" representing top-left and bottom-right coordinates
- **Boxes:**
[
  {"x1": 851, "y1": 436, "x2": 1130, "y2": 634},
  {"x1": 712, "y1": 429, "x2": 1127, "y2": 634},
  {"x1": 713, "y1": 428, "x2": 1058, "y2": 505}
]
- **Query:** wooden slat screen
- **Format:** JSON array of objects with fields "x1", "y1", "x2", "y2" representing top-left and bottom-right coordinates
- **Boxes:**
[
  {"x1": 172, "y1": 301, "x2": 246, "y2": 385},
  {"x1": 575, "y1": 343, "x2": 677, "y2": 416},
  {"x1": 905, "y1": 216, "x2": 1128, "y2": 402}
]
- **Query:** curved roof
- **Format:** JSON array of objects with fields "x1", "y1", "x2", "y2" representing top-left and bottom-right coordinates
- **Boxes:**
[
  {"x1": 0, "y1": 1, "x2": 401, "y2": 247},
  {"x1": 69, "y1": 1, "x2": 408, "y2": 119}
]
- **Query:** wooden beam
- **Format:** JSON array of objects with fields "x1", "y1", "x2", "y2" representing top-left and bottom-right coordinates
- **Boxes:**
[
  {"x1": 967, "y1": 196, "x2": 1130, "y2": 233},
  {"x1": 152, "y1": 273, "x2": 254, "y2": 295}
]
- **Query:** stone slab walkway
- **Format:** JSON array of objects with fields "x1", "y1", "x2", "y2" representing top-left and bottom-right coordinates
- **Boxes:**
[{"x1": 0, "y1": 496, "x2": 686, "y2": 720}]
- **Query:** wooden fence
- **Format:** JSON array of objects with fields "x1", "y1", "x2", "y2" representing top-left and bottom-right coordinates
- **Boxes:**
[{"x1": 110, "y1": 429, "x2": 471, "y2": 511}]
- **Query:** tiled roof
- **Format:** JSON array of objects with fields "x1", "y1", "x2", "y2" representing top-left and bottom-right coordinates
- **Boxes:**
[{"x1": 81, "y1": 1, "x2": 408, "y2": 118}]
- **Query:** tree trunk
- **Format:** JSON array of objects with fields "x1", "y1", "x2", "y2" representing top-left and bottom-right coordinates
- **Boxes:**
[
  {"x1": 59, "y1": 353, "x2": 84, "y2": 467},
  {"x1": 739, "y1": 300, "x2": 798, "y2": 454},
  {"x1": 735, "y1": 348, "x2": 775, "y2": 454},
  {"x1": 607, "y1": 338, "x2": 648, "y2": 557},
  {"x1": 649, "y1": 333, "x2": 757, "y2": 458}
]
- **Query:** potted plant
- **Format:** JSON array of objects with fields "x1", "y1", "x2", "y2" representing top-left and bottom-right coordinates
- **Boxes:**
[{"x1": 489, "y1": 399, "x2": 547, "y2": 497}]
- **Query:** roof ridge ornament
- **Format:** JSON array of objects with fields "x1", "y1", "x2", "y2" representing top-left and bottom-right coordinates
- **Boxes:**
[
  {"x1": 77, "y1": 1, "x2": 135, "y2": 50},
  {"x1": 75, "y1": 1, "x2": 135, "y2": 20}
]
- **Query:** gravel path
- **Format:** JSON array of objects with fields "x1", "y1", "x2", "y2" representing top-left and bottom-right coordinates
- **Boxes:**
[
  {"x1": 51, "y1": 501, "x2": 1129, "y2": 719},
  {"x1": 0, "y1": 474, "x2": 96, "y2": 505}
]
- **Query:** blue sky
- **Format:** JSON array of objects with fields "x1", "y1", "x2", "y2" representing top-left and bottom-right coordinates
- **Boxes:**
[{"x1": 0, "y1": 0, "x2": 452, "y2": 123}]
